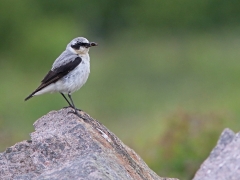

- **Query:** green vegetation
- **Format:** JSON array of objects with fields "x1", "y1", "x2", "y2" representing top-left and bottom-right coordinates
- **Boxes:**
[{"x1": 1, "y1": 1, "x2": 240, "y2": 179}]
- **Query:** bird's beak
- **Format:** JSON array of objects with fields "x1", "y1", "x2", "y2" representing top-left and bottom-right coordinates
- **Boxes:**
[{"x1": 90, "y1": 42, "x2": 98, "y2": 47}]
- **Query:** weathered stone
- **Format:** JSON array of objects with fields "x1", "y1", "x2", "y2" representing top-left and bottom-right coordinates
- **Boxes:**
[
  {"x1": 193, "y1": 128, "x2": 240, "y2": 180},
  {"x1": 0, "y1": 108, "x2": 178, "y2": 180}
]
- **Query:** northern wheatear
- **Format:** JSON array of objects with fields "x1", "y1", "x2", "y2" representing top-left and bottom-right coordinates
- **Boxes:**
[{"x1": 25, "y1": 37, "x2": 97, "y2": 117}]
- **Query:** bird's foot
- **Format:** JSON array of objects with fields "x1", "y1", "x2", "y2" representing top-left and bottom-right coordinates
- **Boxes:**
[
  {"x1": 64, "y1": 105, "x2": 82, "y2": 111},
  {"x1": 67, "y1": 110, "x2": 87, "y2": 121}
]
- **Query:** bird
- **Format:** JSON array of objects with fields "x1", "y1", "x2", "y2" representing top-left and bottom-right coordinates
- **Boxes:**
[{"x1": 25, "y1": 37, "x2": 97, "y2": 117}]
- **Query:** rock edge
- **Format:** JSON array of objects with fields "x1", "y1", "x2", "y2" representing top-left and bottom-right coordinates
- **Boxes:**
[{"x1": 0, "y1": 108, "x2": 178, "y2": 180}]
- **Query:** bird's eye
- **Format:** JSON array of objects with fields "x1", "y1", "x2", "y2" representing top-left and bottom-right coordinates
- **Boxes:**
[
  {"x1": 71, "y1": 42, "x2": 90, "y2": 49},
  {"x1": 71, "y1": 43, "x2": 80, "y2": 49},
  {"x1": 80, "y1": 43, "x2": 90, "y2": 47}
]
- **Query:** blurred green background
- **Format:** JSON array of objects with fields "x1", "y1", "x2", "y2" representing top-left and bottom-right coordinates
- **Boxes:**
[{"x1": 1, "y1": 0, "x2": 240, "y2": 179}]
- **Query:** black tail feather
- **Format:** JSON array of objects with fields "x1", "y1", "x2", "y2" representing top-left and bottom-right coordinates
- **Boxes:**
[{"x1": 24, "y1": 93, "x2": 34, "y2": 101}]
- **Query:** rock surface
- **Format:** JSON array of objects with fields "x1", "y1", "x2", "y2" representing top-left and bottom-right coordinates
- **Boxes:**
[
  {"x1": 0, "y1": 108, "x2": 178, "y2": 180},
  {"x1": 193, "y1": 128, "x2": 240, "y2": 180}
]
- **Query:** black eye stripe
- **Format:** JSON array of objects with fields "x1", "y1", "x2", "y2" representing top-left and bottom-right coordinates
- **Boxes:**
[
  {"x1": 80, "y1": 43, "x2": 90, "y2": 47},
  {"x1": 71, "y1": 42, "x2": 90, "y2": 49}
]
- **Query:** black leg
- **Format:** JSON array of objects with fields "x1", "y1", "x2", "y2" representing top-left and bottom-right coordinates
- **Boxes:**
[
  {"x1": 68, "y1": 93, "x2": 76, "y2": 110},
  {"x1": 60, "y1": 93, "x2": 84, "y2": 119},
  {"x1": 67, "y1": 93, "x2": 83, "y2": 118},
  {"x1": 60, "y1": 93, "x2": 73, "y2": 107}
]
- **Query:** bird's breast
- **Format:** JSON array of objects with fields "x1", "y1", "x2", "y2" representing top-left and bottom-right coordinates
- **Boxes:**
[{"x1": 58, "y1": 60, "x2": 90, "y2": 93}]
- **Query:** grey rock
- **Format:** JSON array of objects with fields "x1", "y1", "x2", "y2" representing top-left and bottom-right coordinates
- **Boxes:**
[
  {"x1": 0, "y1": 108, "x2": 178, "y2": 180},
  {"x1": 193, "y1": 128, "x2": 240, "y2": 180}
]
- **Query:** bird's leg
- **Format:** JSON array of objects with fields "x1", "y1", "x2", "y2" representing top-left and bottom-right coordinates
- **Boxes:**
[
  {"x1": 61, "y1": 93, "x2": 81, "y2": 111},
  {"x1": 60, "y1": 93, "x2": 74, "y2": 108},
  {"x1": 68, "y1": 93, "x2": 76, "y2": 110},
  {"x1": 67, "y1": 93, "x2": 84, "y2": 119}
]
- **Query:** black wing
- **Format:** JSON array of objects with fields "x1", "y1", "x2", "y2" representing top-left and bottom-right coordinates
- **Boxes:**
[{"x1": 25, "y1": 57, "x2": 82, "y2": 101}]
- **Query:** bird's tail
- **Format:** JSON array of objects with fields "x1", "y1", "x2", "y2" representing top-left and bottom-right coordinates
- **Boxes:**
[{"x1": 24, "y1": 92, "x2": 36, "y2": 101}]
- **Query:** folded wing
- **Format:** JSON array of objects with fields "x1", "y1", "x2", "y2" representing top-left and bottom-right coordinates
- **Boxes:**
[{"x1": 25, "y1": 57, "x2": 82, "y2": 101}]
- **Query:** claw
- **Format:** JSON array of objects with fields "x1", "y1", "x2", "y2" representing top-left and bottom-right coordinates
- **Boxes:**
[
  {"x1": 64, "y1": 105, "x2": 82, "y2": 111},
  {"x1": 68, "y1": 110, "x2": 86, "y2": 120}
]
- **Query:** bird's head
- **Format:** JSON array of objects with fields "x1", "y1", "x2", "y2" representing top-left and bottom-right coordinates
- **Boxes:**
[{"x1": 67, "y1": 37, "x2": 97, "y2": 55}]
